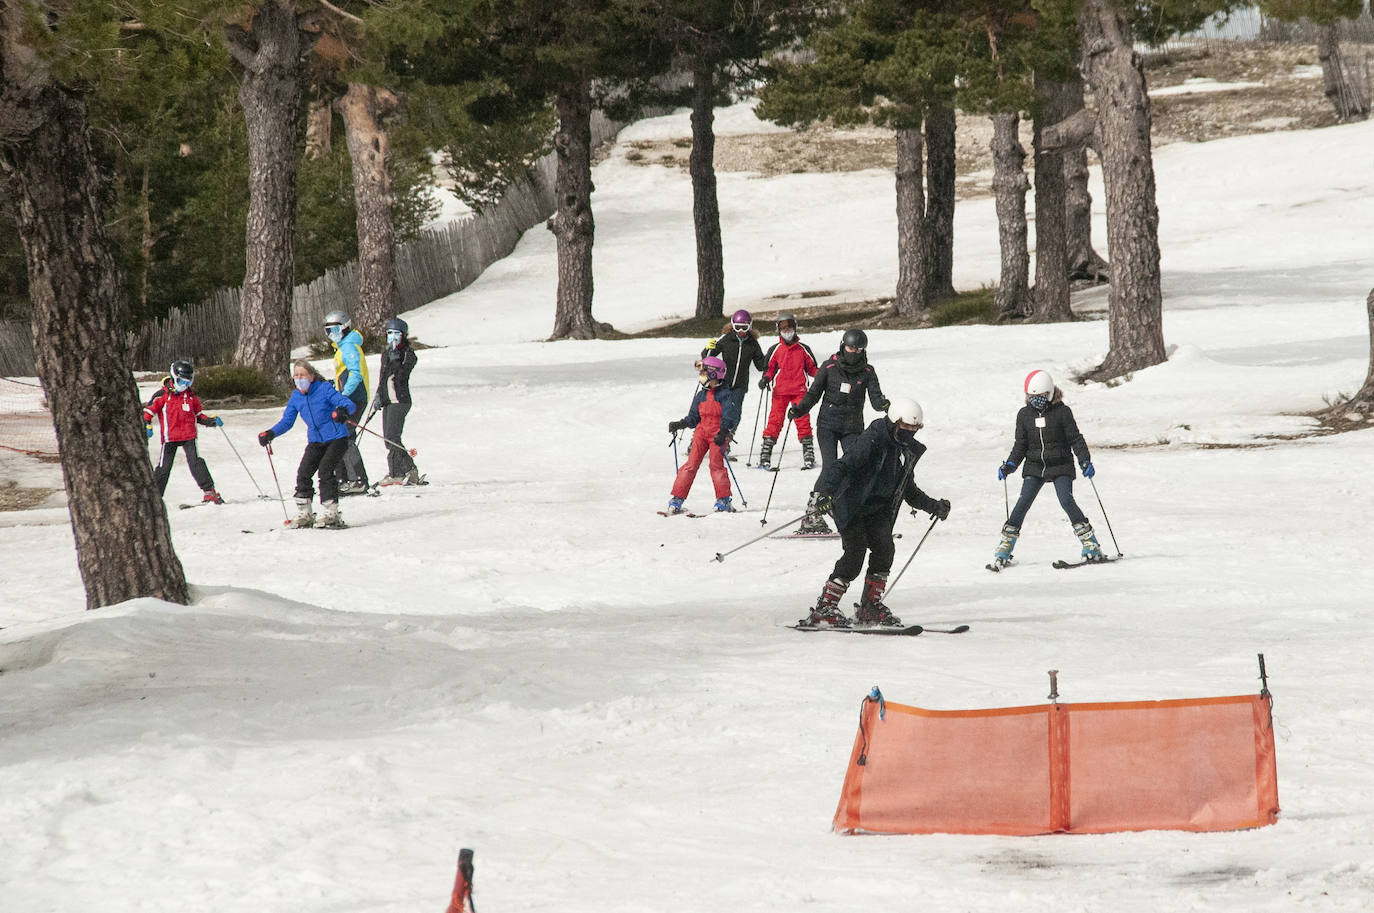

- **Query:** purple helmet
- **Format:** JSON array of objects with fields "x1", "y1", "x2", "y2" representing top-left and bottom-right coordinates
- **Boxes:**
[
  {"x1": 731, "y1": 309, "x2": 752, "y2": 332},
  {"x1": 700, "y1": 355, "x2": 728, "y2": 382}
]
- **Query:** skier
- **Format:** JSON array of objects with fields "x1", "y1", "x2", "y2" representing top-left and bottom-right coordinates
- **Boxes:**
[
  {"x1": 701, "y1": 309, "x2": 767, "y2": 453},
  {"x1": 800, "y1": 398, "x2": 950, "y2": 628},
  {"x1": 989, "y1": 369, "x2": 1102, "y2": 568},
  {"x1": 665, "y1": 355, "x2": 741, "y2": 514},
  {"x1": 324, "y1": 309, "x2": 370, "y2": 494},
  {"x1": 788, "y1": 328, "x2": 889, "y2": 533},
  {"x1": 258, "y1": 359, "x2": 358, "y2": 529},
  {"x1": 757, "y1": 314, "x2": 818, "y2": 471},
  {"x1": 372, "y1": 317, "x2": 421, "y2": 486},
  {"x1": 142, "y1": 360, "x2": 224, "y2": 504}
]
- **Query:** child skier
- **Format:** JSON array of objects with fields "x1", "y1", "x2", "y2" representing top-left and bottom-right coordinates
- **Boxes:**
[
  {"x1": 702, "y1": 310, "x2": 767, "y2": 450},
  {"x1": 802, "y1": 398, "x2": 950, "y2": 627},
  {"x1": 142, "y1": 360, "x2": 224, "y2": 504},
  {"x1": 372, "y1": 317, "x2": 421, "y2": 486},
  {"x1": 989, "y1": 369, "x2": 1103, "y2": 568},
  {"x1": 788, "y1": 328, "x2": 889, "y2": 534},
  {"x1": 258, "y1": 359, "x2": 358, "y2": 529},
  {"x1": 666, "y1": 355, "x2": 740, "y2": 514},
  {"x1": 757, "y1": 314, "x2": 818, "y2": 470},
  {"x1": 324, "y1": 309, "x2": 370, "y2": 494}
]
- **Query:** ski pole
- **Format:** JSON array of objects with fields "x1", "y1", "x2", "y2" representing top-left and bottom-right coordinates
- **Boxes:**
[
  {"x1": 346, "y1": 418, "x2": 417, "y2": 457},
  {"x1": 758, "y1": 417, "x2": 794, "y2": 526},
  {"x1": 723, "y1": 443, "x2": 748, "y2": 507},
  {"x1": 1003, "y1": 475, "x2": 1009, "y2": 521},
  {"x1": 713, "y1": 512, "x2": 806, "y2": 562},
  {"x1": 670, "y1": 429, "x2": 680, "y2": 472},
  {"x1": 885, "y1": 515, "x2": 939, "y2": 599},
  {"x1": 745, "y1": 390, "x2": 765, "y2": 465},
  {"x1": 1087, "y1": 477, "x2": 1123, "y2": 556},
  {"x1": 264, "y1": 443, "x2": 291, "y2": 525},
  {"x1": 220, "y1": 424, "x2": 269, "y2": 499}
]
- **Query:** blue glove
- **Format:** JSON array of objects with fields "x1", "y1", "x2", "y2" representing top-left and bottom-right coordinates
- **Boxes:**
[
  {"x1": 213, "y1": 416, "x2": 223, "y2": 427},
  {"x1": 997, "y1": 461, "x2": 1017, "y2": 481},
  {"x1": 145, "y1": 423, "x2": 154, "y2": 440},
  {"x1": 1081, "y1": 461, "x2": 1095, "y2": 479}
]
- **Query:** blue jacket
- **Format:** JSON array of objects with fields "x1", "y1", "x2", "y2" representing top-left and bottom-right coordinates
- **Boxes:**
[
  {"x1": 271, "y1": 379, "x2": 357, "y2": 443},
  {"x1": 332, "y1": 329, "x2": 368, "y2": 399},
  {"x1": 679, "y1": 384, "x2": 740, "y2": 434}
]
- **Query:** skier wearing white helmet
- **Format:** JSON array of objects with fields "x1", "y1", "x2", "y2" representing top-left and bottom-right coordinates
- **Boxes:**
[
  {"x1": 989, "y1": 369, "x2": 1102, "y2": 569},
  {"x1": 802, "y1": 397, "x2": 951, "y2": 628}
]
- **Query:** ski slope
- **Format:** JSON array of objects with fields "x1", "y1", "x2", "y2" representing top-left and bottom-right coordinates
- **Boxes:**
[{"x1": 2, "y1": 104, "x2": 1374, "y2": 912}]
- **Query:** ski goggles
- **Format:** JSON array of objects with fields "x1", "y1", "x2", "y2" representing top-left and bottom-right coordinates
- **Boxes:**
[
  {"x1": 732, "y1": 322, "x2": 750, "y2": 333},
  {"x1": 386, "y1": 330, "x2": 402, "y2": 343},
  {"x1": 325, "y1": 325, "x2": 344, "y2": 342},
  {"x1": 173, "y1": 377, "x2": 192, "y2": 392}
]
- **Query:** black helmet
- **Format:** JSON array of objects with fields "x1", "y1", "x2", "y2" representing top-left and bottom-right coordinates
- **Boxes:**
[
  {"x1": 170, "y1": 360, "x2": 194, "y2": 391},
  {"x1": 842, "y1": 328, "x2": 868, "y2": 350},
  {"x1": 385, "y1": 317, "x2": 409, "y2": 335},
  {"x1": 840, "y1": 328, "x2": 867, "y2": 366}
]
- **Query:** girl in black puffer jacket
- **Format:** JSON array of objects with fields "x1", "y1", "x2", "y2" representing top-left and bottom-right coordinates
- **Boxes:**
[{"x1": 990, "y1": 369, "x2": 1104, "y2": 568}]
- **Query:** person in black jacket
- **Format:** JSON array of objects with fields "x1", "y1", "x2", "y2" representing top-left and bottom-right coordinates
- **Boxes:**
[
  {"x1": 788, "y1": 328, "x2": 889, "y2": 533},
  {"x1": 702, "y1": 309, "x2": 767, "y2": 456},
  {"x1": 800, "y1": 398, "x2": 950, "y2": 628},
  {"x1": 990, "y1": 369, "x2": 1102, "y2": 568},
  {"x1": 372, "y1": 317, "x2": 421, "y2": 486}
]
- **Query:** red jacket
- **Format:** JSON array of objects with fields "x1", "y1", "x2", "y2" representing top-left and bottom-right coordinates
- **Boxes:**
[
  {"x1": 763, "y1": 337, "x2": 818, "y2": 397},
  {"x1": 143, "y1": 388, "x2": 214, "y2": 442}
]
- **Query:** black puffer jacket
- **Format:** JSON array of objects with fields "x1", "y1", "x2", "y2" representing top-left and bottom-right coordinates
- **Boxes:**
[
  {"x1": 375, "y1": 344, "x2": 417, "y2": 406},
  {"x1": 792, "y1": 353, "x2": 887, "y2": 434},
  {"x1": 814, "y1": 417, "x2": 938, "y2": 532},
  {"x1": 1006, "y1": 388, "x2": 1090, "y2": 480},
  {"x1": 702, "y1": 330, "x2": 767, "y2": 394}
]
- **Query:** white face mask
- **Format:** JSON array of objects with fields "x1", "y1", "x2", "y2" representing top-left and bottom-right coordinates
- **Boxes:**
[
  {"x1": 294, "y1": 377, "x2": 311, "y2": 393},
  {"x1": 781, "y1": 329, "x2": 796, "y2": 342}
]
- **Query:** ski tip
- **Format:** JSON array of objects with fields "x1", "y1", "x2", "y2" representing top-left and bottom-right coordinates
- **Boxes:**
[{"x1": 949, "y1": 624, "x2": 970, "y2": 633}]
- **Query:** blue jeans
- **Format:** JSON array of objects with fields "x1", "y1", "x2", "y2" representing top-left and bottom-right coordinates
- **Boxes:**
[{"x1": 1008, "y1": 475, "x2": 1086, "y2": 528}]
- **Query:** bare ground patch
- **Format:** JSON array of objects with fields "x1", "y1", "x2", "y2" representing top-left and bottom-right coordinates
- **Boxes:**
[{"x1": 0, "y1": 481, "x2": 58, "y2": 512}]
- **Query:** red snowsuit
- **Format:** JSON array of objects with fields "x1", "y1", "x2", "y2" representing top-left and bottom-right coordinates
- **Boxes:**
[
  {"x1": 671, "y1": 386, "x2": 735, "y2": 501},
  {"x1": 762, "y1": 336, "x2": 817, "y2": 441},
  {"x1": 143, "y1": 387, "x2": 213, "y2": 441}
]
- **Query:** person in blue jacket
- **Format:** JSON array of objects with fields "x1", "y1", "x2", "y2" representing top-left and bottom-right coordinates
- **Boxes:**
[
  {"x1": 258, "y1": 359, "x2": 357, "y2": 529},
  {"x1": 325, "y1": 309, "x2": 371, "y2": 494}
]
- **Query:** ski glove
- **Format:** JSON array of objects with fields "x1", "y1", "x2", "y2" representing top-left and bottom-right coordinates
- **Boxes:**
[
  {"x1": 668, "y1": 420, "x2": 684, "y2": 434},
  {"x1": 1081, "y1": 461, "x2": 1095, "y2": 479},
  {"x1": 930, "y1": 498, "x2": 951, "y2": 521},
  {"x1": 877, "y1": 399, "x2": 890, "y2": 412},
  {"x1": 997, "y1": 460, "x2": 1017, "y2": 480},
  {"x1": 258, "y1": 430, "x2": 275, "y2": 447},
  {"x1": 331, "y1": 408, "x2": 351, "y2": 423},
  {"x1": 813, "y1": 493, "x2": 834, "y2": 515},
  {"x1": 713, "y1": 430, "x2": 730, "y2": 447},
  {"x1": 758, "y1": 376, "x2": 772, "y2": 390},
  {"x1": 145, "y1": 423, "x2": 154, "y2": 440},
  {"x1": 198, "y1": 414, "x2": 223, "y2": 427}
]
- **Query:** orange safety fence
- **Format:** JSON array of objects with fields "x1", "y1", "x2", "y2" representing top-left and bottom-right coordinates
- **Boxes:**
[{"x1": 833, "y1": 689, "x2": 1279, "y2": 836}]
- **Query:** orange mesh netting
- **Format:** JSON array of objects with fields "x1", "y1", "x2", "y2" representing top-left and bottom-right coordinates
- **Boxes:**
[{"x1": 833, "y1": 691, "x2": 1278, "y2": 836}]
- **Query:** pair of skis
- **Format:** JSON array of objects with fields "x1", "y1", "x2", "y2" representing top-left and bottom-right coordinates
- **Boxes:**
[
  {"x1": 787, "y1": 623, "x2": 970, "y2": 637},
  {"x1": 986, "y1": 556, "x2": 1121, "y2": 572}
]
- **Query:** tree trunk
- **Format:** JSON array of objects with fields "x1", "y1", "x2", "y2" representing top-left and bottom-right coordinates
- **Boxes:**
[
  {"x1": 305, "y1": 91, "x2": 333, "y2": 159},
  {"x1": 1317, "y1": 23, "x2": 1369, "y2": 123},
  {"x1": 689, "y1": 56, "x2": 726, "y2": 323},
  {"x1": 924, "y1": 103, "x2": 957, "y2": 300},
  {"x1": 1032, "y1": 73, "x2": 1073, "y2": 323},
  {"x1": 990, "y1": 113, "x2": 1030, "y2": 320},
  {"x1": 1349, "y1": 287, "x2": 1374, "y2": 409},
  {"x1": 892, "y1": 126, "x2": 930, "y2": 318},
  {"x1": 140, "y1": 161, "x2": 154, "y2": 317},
  {"x1": 1076, "y1": 0, "x2": 1166, "y2": 381},
  {"x1": 337, "y1": 83, "x2": 400, "y2": 337},
  {"x1": 547, "y1": 80, "x2": 600, "y2": 340},
  {"x1": 0, "y1": 76, "x2": 188, "y2": 609},
  {"x1": 226, "y1": 0, "x2": 308, "y2": 388},
  {"x1": 1062, "y1": 71, "x2": 1108, "y2": 282}
]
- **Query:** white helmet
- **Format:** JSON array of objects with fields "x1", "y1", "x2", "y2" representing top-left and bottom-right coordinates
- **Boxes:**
[
  {"x1": 887, "y1": 397, "x2": 924, "y2": 427},
  {"x1": 1024, "y1": 370, "x2": 1053, "y2": 398}
]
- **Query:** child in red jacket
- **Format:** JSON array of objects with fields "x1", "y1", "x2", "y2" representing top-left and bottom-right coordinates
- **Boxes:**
[
  {"x1": 666, "y1": 356, "x2": 741, "y2": 514},
  {"x1": 143, "y1": 360, "x2": 223, "y2": 503},
  {"x1": 757, "y1": 314, "x2": 818, "y2": 470}
]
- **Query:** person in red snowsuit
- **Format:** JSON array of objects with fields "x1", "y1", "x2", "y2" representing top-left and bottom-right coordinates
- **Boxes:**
[
  {"x1": 666, "y1": 355, "x2": 741, "y2": 514},
  {"x1": 757, "y1": 314, "x2": 818, "y2": 470},
  {"x1": 143, "y1": 360, "x2": 223, "y2": 503}
]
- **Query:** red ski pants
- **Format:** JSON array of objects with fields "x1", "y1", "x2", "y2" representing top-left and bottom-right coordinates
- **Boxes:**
[
  {"x1": 671, "y1": 428, "x2": 731, "y2": 500},
  {"x1": 763, "y1": 391, "x2": 812, "y2": 440}
]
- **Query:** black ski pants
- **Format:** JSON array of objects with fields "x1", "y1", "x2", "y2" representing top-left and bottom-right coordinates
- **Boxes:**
[
  {"x1": 816, "y1": 426, "x2": 859, "y2": 470},
  {"x1": 154, "y1": 439, "x2": 214, "y2": 496},
  {"x1": 333, "y1": 387, "x2": 369, "y2": 486},
  {"x1": 831, "y1": 507, "x2": 897, "y2": 582},
  {"x1": 297, "y1": 438, "x2": 349, "y2": 503},
  {"x1": 1007, "y1": 474, "x2": 1087, "y2": 528},
  {"x1": 382, "y1": 403, "x2": 416, "y2": 478}
]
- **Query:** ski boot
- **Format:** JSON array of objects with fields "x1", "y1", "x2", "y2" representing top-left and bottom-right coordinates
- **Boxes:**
[
  {"x1": 201, "y1": 489, "x2": 224, "y2": 504},
  {"x1": 756, "y1": 436, "x2": 775, "y2": 471},
  {"x1": 797, "y1": 577, "x2": 851, "y2": 627},
  {"x1": 855, "y1": 572, "x2": 902, "y2": 626},
  {"x1": 666, "y1": 496, "x2": 686, "y2": 515},
  {"x1": 1073, "y1": 520, "x2": 1105, "y2": 562},
  {"x1": 800, "y1": 435, "x2": 816, "y2": 470},
  {"x1": 289, "y1": 497, "x2": 315, "y2": 529},
  {"x1": 403, "y1": 468, "x2": 422, "y2": 485},
  {"x1": 377, "y1": 475, "x2": 405, "y2": 487},
  {"x1": 339, "y1": 479, "x2": 369, "y2": 496},
  {"x1": 318, "y1": 500, "x2": 346, "y2": 529},
  {"x1": 798, "y1": 491, "x2": 834, "y2": 535},
  {"x1": 714, "y1": 496, "x2": 733, "y2": 512},
  {"x1": 988, "y1": 522, "x2": 1019, "y2": 570}
]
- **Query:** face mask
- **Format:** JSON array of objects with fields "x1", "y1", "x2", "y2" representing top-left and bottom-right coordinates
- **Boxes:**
[
  {"x1": 1029, "y1": 394, "x2": 1050, "y2": 411},
  {"x1": 840, "y1": 347, "x2": 864, "y2": 366},
  {"x1": 781, "y1": 329, "x2": 796, "y2": 342},
  {"x1": 294, "y1": 377, "x2": 311, "y2": 393},
  {"x1": 387, "y1": 330, "x2": 402, "y2": 349},
  {"x1": 326, "y1": 325, "x2": 344, "y2": 343},
  {"x1": 894, "y1": 427, "x2": 918, "y2": 448},
  {"x1": 173, "y1": 377, "x2": 191, "y2": 392}
]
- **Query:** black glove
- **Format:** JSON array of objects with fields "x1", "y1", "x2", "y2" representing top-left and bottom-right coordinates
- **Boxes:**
[
  {"x1": 814, "y1": 492, "x2": 834, "y2": 515},
  {"x1": 332, "y1": 408, "x2": 352, "y2": 423},
  {"x1": 668, "y1": 420, "x2": 684, "y2": 434},
  {"x1": 786, "y1": 404, "x2": 803, "y2": 420},
  {"x1": 930, "y1": 498, "x2": 951, "y2": 521},
  {"x1": 758, "y1": 376, "x2": 771, "y2": 390},
  {"x1": 997, "y1": 460, "x2": 1017, "y2": 481},
  {"x1": 258, "y1": 429, "x2": 275, "y2": 448},
  {"x1": 877, "y1": 398, "x2": 890, "y2": 412},
  {"x1": 713, "y1": 430, "x2": 730, "y2": 447}
]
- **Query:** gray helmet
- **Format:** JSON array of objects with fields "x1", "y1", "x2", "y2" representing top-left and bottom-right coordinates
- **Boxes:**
[
  {"x1": 385, "y1": 317, "x2": 409, "y2": 336},
  {"x1": 324, "y1": 309, "x2": 351, "y2": 331}
]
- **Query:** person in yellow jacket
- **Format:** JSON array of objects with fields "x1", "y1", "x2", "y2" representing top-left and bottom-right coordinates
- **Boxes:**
[{"x1": 325, "y1": 309, "x2": 371, "y2": 493}]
